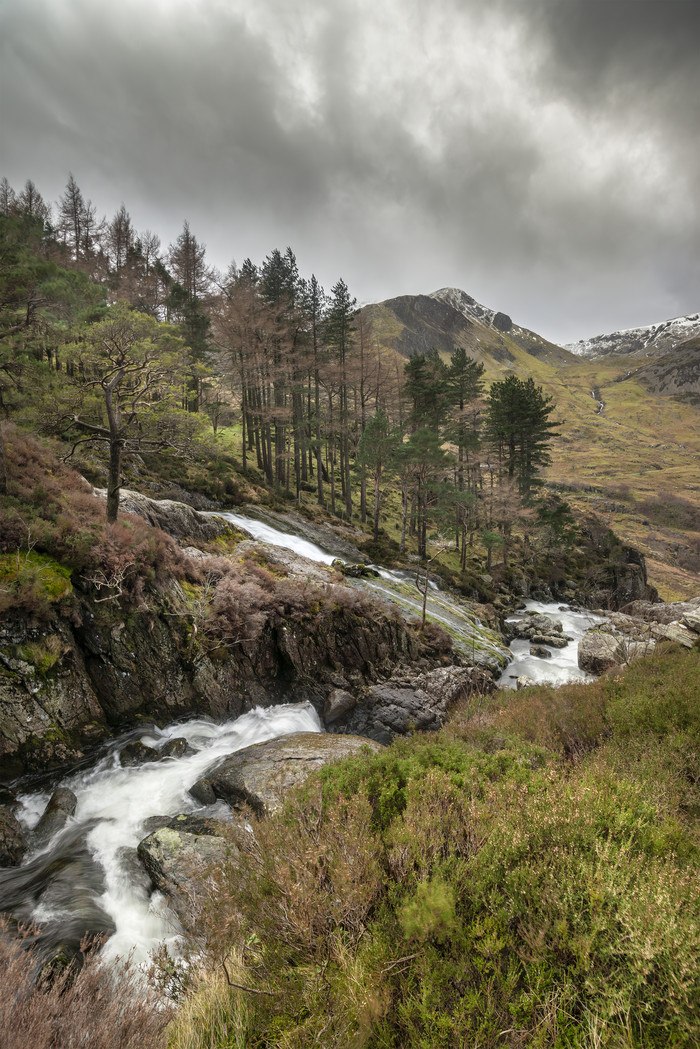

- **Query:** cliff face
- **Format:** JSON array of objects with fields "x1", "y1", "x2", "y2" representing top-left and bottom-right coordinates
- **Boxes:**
[{"x1": 0, "y1": 581, "x2": 440, "y2": 780}]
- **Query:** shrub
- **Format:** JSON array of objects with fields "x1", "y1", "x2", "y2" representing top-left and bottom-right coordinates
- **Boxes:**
[{"x1": 0, "y1": 925, "x2": 171, "y2": 1049}]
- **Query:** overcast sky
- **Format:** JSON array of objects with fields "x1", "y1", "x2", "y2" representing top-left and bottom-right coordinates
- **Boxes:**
[{"x1": 1, "y1": 0, "x2": 698, "y2": 344}]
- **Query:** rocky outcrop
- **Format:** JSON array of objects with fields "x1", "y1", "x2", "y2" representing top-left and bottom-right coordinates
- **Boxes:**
[
  {"x1": 207, "y1": 732, "x2": 384, "y2": 817},
  {"x1": 0, "y1": 580, "x2": 444, "y2": 779},
  {"x1": 94, "y1": 488, "x2": 235, "y2": 544},
  {"x1": 333, "y1": 665, "x2": 495, "y2": 744}
]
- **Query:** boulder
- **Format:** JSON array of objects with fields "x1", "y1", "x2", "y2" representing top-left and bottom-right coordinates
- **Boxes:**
[
  {"x1": 649, "y1": 622, "x2": 696, "y2": 649},
  {"x1": 33, "y1": 788, "x2": 77, "y2": 845},
  {"x1": 119, "y1": 740, "x2": 160, "y2": 767},
  {"x1": 96, "y1": 488, "x2": 231, "y2": 544},
  {"x1": 208, "y1": 732, "x2": 384, "y2": 816},
  {"x1": 0, "y1": 806, "x2": 26, "y2": 867},
  {"x1": 137, "y1": 814, "x2": 235, "y2": 908},
  {"x1": 338, "y1": 665, "x2": 494, "y2": 744},
  {"x1": 160, "y1": 737, "x2": 195, "y2": 759},
  {"x1": 681, "y1": 610, "x2": 700, "y2": 634},
  {"x1": 516, "y1": 676, "x2": 535, "y2": 690},
  {"x1": 578, "y1": 631, "x2": 624, "y2": 674},
  {"x1": 188, "y1": 778, "x2": 217, "y2": 805},
  {"x1": 324, "y1": 689, "x2": 357, "y2": 724},
  {"x1": 530, "y1": 634, "x2": 569, "y2": 649},
  {"x1": 530, "y1": 645, "x2": 552, "y2": 659}
]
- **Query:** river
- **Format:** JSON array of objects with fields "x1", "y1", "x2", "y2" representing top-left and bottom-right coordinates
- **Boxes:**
[{"x1": 1, "y1": 509, "x2": 604, "y2": 969}]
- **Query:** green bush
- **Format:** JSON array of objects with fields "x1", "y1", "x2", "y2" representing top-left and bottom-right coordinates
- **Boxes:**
[{"x1": 175, "y1": 643, "x2": 700, "y2": 1048}]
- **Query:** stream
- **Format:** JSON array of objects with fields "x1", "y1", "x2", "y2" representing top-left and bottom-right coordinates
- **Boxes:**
[{"x1": 0, "y1": 509, "x2": 605, "y2": 969}]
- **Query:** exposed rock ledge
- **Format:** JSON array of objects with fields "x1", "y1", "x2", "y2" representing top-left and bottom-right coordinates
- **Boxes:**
[{"x1": 578, "y1": 596, "x2": 700, "y2": 673}]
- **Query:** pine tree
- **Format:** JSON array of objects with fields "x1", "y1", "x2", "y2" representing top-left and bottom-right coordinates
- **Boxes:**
[{"x1": 485, "y1": 375, "x2": 558, "y2": 497}]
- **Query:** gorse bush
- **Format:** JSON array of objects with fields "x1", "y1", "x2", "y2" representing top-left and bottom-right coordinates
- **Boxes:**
[{"x1": 175, "y1": 644, "x2": 700, "y2": 1048}]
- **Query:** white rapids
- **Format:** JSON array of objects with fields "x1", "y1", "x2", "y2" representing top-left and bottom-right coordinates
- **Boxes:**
[
  {"x1": 9, "y1": 703, "x2": 321, "y2": 967},
  {"x1": 497, "y1": 601, "x2": 606, "y2": 689}
]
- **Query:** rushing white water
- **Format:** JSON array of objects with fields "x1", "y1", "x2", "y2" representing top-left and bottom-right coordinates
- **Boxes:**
[
  {"x1": 211, "y1": 510, "x2": 510, "y2": 668},
  {"x1": 497, "y1": 601, "x2": 606, "y2": 688},
  {"x1": 7, "y1": 703, "x2": 321, "y2": 967},
  {"x1": 210, "y1": 510, "x2": 338, "y2": 565}
]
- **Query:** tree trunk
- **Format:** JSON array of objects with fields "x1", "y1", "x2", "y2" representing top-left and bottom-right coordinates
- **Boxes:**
[
  {"x1": 107, "y1": 438, "x2": 122, "y2": 523},
  {"x1": 0, "y1": 426, "x2": 7, "y2": 496}
]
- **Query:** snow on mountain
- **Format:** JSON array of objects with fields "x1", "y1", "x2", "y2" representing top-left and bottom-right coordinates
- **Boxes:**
[
  {"x1": 565, "y1": 312, "x2": 700, "y2": 359},
  {"x1": 430, "y1": 287, "x2": 496, "y2": 327}
]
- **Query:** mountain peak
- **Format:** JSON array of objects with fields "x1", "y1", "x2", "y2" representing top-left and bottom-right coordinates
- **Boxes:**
[{"x1": 430, "y1": 287, "x2": 515, "y2": 334}]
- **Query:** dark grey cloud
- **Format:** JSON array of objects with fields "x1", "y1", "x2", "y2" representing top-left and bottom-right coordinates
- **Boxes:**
[{"x1": 1, "y1": 0, "x2": 697, "y2": 344}]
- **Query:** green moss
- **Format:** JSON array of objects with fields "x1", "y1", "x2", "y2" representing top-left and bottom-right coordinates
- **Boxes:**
[{"x1": 0, "y1": 551, "x2": 72, "y2": 600}]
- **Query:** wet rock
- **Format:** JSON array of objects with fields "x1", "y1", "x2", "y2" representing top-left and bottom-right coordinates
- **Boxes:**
[
  {"x1": 119, "y1": 740, "x2": 160, "y2": 767},
  {"x1": 578, "y1": 632, "x2": 624, "y2": 674},
  {"x1": 208, "y1": 732, "x2": 384, "y2": 817},
  {"x1": 0, "y1": 806, "x2": 26, "y2": 867},
  {"x1": 509, "y1": 614, "x2": 563, "y2": 641},
  {"x1": 530, "y1": 634, "x2": 569, "y2": 649},
  {"x1": 33, "y1": 788, "x2": 77, "y2": 845},
  {"x1": 332, "y1": 561, "x2": 379, "y2": 579},
  {"x1": 160, "y1": 737, "x2": 195, "y2": 759},
  {"x1": 188, "y1": 778, "x2": 217, "y2": 805},
  {"x1": 324, "y1": 689, "x2": 356, "y2": 724},
  {"x1": 516, "y1": 676, "x2": 535, "y2": 690},
  {"x1": 530, "y1": 645, "x2": 552, "y2": 659}
]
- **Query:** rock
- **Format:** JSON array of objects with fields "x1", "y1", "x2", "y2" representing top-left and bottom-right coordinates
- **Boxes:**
[
  {"x1": 338, "y1": 563, "x2": 380, "y2": 579},
  {"x1": 208, "y1": 732, "x2": 384, "y2": 816},
  {"x1": 681, "y1": 610, "x2": 700, "y2": 634},
  {"x1": 509, "y1": 614, "x2": 563, "y2": 641},
  {"x1": 160, "y1": 737, "x2": 195, "y2": 759},
  {"x1": 624, "y1": 639, "x2": 657, "y2": 662},
  {"x1": 137, "y1": 814, "x2": 236, "y2": 908},
  {"x1": 324, "y1": 689, "x2": 357, "y2": 724},
  {"x1": 530, "y1": 634, "x2": 568, "y2": 649},
  {"x1": 492, "y1": 312, "x2": 512, "y2": 332},
  {"x1": 649, "y1": 622, "x2": 696, "y2": 649},
  {"x1": 96, "y1": 488, "x2": 232, "y2": 544},
  {"x1": 119, "y1": 740, "x2": 160, "y2": 767},
  {"x1": 338, "y1": 666, "x2": 494, "y2": 744},
  {"x1": 530, "y1": 645, "x2": 552, "y2": 658},
  {"x1": 33, "y1": 788, "x2": 77, "y2": 845},
  {"x1": 0, "y1": 806, "x2": 26, "y2": 866},
  {"x1": 516, "y1": 676, "x2": 535, "y2": 689},
  {"x1": 188, "y1": 777, "x2": 217, "y2": 805},
  {"x1": 578, "y1": 631, "x2": 624, "y2": 674}
]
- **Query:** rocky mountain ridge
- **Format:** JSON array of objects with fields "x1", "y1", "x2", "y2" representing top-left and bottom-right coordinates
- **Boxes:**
[{"x1": 566, "y1": 311, "x2": 700, "y2": 359}]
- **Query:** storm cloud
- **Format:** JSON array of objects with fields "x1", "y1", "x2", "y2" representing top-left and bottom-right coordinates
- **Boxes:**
[{"x1": 1, "y1": 0, "x2": 697, "y2": 343}]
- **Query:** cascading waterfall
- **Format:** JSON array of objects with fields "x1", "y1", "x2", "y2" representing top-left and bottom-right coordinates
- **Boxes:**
[
  {"x1": 211, "y1": 510, "x2": 510, "y2": 669},
  {"x1": 1, "y1": 508, "x2": 606, "y2": 968},
  {"x1": 3, "y1": 704, "x2": 321, "y2": 967}
]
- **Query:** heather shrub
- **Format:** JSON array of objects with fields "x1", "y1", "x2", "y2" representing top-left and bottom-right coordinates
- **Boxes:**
[
  {"x1": 0, "y1": 925, "x2": 170, "y2": 1049},
  {"x1": 176, "y1": 644, "x2": 700, "y2": 1048}
]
